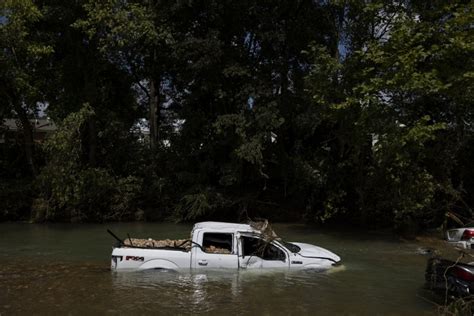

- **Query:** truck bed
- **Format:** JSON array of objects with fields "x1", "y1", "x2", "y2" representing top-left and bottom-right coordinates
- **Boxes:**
[
  {"x1": 121, "y1": 238, "x2": 230, "y2": 254},
  {"x1": 123, "y1": 238, "x2": 192, "y2": 251}
]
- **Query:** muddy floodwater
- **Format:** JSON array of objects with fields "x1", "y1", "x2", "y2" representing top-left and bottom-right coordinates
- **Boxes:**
[{"x1": 0, "y1": 223, "x2": 441, "y2": 315}]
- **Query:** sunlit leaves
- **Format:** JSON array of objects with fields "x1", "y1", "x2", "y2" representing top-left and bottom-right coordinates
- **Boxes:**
[
  {"x1": 0, "y1": 0, "x2": 53, "y2": 102},
  {"x1": 302, "y1": 0, "x2": 473, "y2": 227}
]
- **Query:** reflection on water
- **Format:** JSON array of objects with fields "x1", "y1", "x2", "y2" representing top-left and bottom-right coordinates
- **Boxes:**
[
  {"x1": 110, "y1": 268, "x2": 344, "y2": 314},
  {"x1": 0, "y1": 223, "x2": 437, "y2": 315}
]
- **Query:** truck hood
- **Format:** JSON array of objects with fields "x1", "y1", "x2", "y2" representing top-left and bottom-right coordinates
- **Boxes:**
[{"x1": 291, "y1": 242, "x2": 341, "y2": 263}]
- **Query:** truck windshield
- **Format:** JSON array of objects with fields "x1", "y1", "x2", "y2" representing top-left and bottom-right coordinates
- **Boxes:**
[{"x1": 281, "y1": 241, "x2": 301, "y2": 253}]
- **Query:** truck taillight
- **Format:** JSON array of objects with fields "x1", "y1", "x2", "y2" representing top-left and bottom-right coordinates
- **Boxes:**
[
  {"x1": 453, "y1": 266, "x2": 474, "y2": 282},
  {"x1": 461, "y1": 229, "x2": 474, "y2": 241}
]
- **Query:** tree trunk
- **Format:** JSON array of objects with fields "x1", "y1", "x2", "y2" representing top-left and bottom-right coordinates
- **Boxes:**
[
  {"x1": 83, "y1": 58, "x2": 98, "y2": 167},
  {"x1": 88, "y1": 117, "x2": 97, "y2": 167},
  {"x1": 14, "y1": 102, "x2": 37, "y2": 177},
  {"x1": 149, "y1": 77, "x2": 160, "y2": 149}
]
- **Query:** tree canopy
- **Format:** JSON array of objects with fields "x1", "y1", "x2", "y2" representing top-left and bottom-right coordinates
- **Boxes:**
[{"x1": 1, "y1": 0, "x2": 473, "y2": 230}]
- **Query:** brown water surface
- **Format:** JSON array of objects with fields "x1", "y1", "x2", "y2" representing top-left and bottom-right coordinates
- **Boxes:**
[{"x1": 0, "y1": 223, "x2": 439, "y2": 315}]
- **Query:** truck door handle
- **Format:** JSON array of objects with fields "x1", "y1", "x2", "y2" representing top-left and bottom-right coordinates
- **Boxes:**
[{"x1": 198, "y1": 260, "x2": 208, "y2": 266}]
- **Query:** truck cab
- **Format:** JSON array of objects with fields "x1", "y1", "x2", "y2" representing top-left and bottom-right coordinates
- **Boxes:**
[{"x1": 191, "y1": 223, "x2": 290, "y2": 269}]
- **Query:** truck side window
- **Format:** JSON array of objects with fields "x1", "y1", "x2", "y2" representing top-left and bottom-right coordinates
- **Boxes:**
[
  {"x1": 202, "y1": 233, "x2": 233, "y2": 254},
  {"x1": 241, "y1": 236, "x2": 286, "y2": 261}
]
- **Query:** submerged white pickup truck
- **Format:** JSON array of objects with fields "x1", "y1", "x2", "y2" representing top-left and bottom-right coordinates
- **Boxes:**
[{"x1": 110, "y1": 221, "x2": 341, "y2": 271}]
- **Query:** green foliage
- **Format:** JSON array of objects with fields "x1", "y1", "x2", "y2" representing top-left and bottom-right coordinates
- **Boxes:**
[
  {"x1": 0, "y1": 0, "x2": 53, "y2": 105},
  {"x1": 0, "y1": 0, "x2": 472, "y2": 231},
  {"x1": 215, "y1": 103, "x2": 284, "y2": 169},
  {"x1": 43, "y1": 104, "x2": 94, "y2": 161},
  {"x1": 0, "y1": 179, "x2": 32, "y2": 221},
  {"x1": 36, "y1": 105, "x2": 142, "y2": 222},
  {"x1": 174, "y1": 188, "x2": 230, "y2": 221},
  {"x1": 74, "y1": 1, "x2": 161, "y2": 49},
  {"x1": 442, "y1": 296, "x2": 474, "y2": 316},
  {"x1": 301, "y1": 0, "x2": 473, "y2": 227}
]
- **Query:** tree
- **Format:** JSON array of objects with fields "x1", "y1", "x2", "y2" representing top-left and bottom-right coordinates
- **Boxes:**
[
  {"x1": 36, "y1": 104, "x2": 142, "y2": 222},
  {"x1": 76, "y1": 0, "x2": 174, "y2": 149},
  {"x1": 304, "y1": 0, "x2": 473, "y2": 228},
  {"x1": 0, "y1": 0, "x2": 53, "y2": 176}
]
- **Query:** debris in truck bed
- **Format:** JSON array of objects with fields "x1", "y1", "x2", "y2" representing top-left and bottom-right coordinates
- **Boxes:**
[
  {"x1": 123, "y1": 238, "x2": 192, "y2": 250},
  {"x1": 122, "y1": 238, "x2": 231, "y2": 254}
]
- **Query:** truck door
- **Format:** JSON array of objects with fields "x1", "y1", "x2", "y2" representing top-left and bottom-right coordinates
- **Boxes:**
[
  {"x1": 238, "y1": 234, "x2": 290, "y2": 269},
  {"x1": 192, "y1": 231, "x2": 238, "y2": 269}
]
